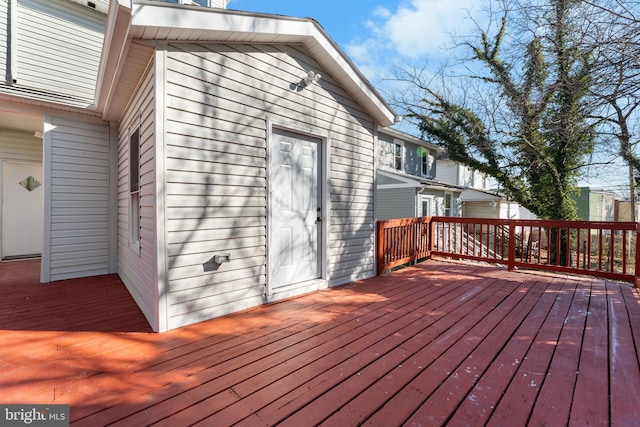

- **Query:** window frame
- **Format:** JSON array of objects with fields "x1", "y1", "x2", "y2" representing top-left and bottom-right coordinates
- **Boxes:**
[
  {"x1": 393, "y1": 139, "x2": 404, "y2": 172},
  {"x1": 129, "y1": 126, "x2": 141, "y2": 251}
]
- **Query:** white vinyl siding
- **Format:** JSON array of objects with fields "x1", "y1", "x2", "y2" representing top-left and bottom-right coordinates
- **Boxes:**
[
  {"x1": 15, "y1": 0, "x2": 105, "y2": 100},
  {"x1": 43, "y1": 115, "x2": 112, "y2": 282},
  {"x1": 117, "y1": 65, "x2": 158, "y2": 330},
  {"x1": 462, "y1": 201, "x2": 496, "y2": 218},
  {"x1": 436, "y1": 160, "x2": 461, "y2": 186},
  {"x1": 376, "y1": 187, "x2": 416, "y2": 220},
  {"x1": 163, "y1": 42, "x2": 376, "y2": 329},
  {"x1": 0, "y1": 129, "x2": 42, "y2": 163},
  {"x1": 0, "y1": 0, "x2": 8, "y2": 82}
]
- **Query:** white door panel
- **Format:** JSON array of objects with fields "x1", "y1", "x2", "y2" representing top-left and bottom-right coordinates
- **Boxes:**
[
  {"x1": 269, "y1": 129, "x2": 321, "y2": 289},
  {"x1": 3, "y1": 162, "x2": 44, "y2": 258}
]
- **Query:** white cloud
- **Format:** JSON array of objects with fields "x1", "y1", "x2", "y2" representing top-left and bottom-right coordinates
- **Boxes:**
[
  {"x1": 384, "y1": 0, "x2": 479, "y2": 58},
  {"x1": 347, "y1": 0, "x2": 484, "y2": 84}
]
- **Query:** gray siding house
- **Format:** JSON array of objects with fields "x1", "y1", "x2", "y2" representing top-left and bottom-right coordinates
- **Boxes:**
[
  {"x1": 0, "y1": 0, "x2": 396, "y2": 331},
  {"x1": 376, "y1": 127, "x2": 462, "y2": 220},
  {"x1": 436, "y1": 156, "x2": 536, "y2": 220}
]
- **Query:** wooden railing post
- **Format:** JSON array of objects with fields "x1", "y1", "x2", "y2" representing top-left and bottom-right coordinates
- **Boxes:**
[
  {"x1": 508, "y1": 220, "x2": 516, "y2": 271},
  {"x1": 635, "y1": 222, "x2": 640, "y2": 288},
  {"x1": 429, "y1": 217, "x2": 434, "y2": 258},
  {"x1": 376, "y1": 221, "x2": 386, "y2": 276}
]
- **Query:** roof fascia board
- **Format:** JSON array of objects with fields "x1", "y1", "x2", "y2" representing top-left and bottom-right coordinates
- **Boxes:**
[
  {"x1": 378, "y1": 169, "x2": 464, "y2": 191},
  {"x1": 378, "y1": 126, "x2": 443, "y2": 152},
  {"x1": 128, "y1": 2, "x2": 396, "y2": 126},
  {"x1": 95, "y1": 0, "x2": 132, "y2": 116},
  {"x1": 0, "y1": 90, "x2": 101, "y2": 117}
]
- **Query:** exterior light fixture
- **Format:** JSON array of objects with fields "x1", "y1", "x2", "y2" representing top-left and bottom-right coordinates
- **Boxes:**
[{"x1": 303, "y1": 70, "x2": 322, "y2": 86}]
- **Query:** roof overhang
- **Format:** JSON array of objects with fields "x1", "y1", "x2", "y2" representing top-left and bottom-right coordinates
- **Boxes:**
[
  {"x1": 95, "y1": 0, "x2": 396, "y2": 125},
  {"x1": 460, "y1": 189, "x2": 503, "y2": 202},
  {"x1": 377, "y1": 170, "x2": 464, "y2": 192},
  {"x1": 378, "y1": 126, "x2": 443, "y2": 152}
]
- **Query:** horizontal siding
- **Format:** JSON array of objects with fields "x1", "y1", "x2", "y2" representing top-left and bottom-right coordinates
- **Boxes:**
[
  {"x1": 0, "y1": 129, "x2": 42, "y2": 162},
  {"x1": 164, "y1": 42, "x2": 377, "y2": 329},
  {"x1": 46, "y1": 115, "x2": 111, "y2": 281},
  {"x1": 117, "y1": 65, "x2": 158, "y2": 330},
  {"x1": 15, "y1": 0, "x2": 105, "y2": 100},
  {"x1": 435, "y1": 161, "x2": 459, "y2": 186},
  {"x1": 0, "y1": 0, "x2": 7, "y2": 82},
  {"x1": 376, "y1": 187, "x2": 416, "y2": 220},
  {"x1": 463, "y1": 202, "x2": 496, "y2": 219}
]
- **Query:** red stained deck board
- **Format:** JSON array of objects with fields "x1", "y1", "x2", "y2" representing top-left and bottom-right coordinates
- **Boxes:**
[
  {"x1": 361, "y1": 278, "x2": 527, "y2": 426},
  {"x1": 528, "y1": 276, "x2": 591, "y2": 425},
  {"x1": 406, "y1": 276, "x2": 550, "y2": 425},
  {"x1": 77, "y1": 265, "x2": 458, "y2": 426},
  {"x1": 425, "y1": 275, "x2": 566, "y2": 426},
  {"x1": 486, "y1": 277, "x2": 578, "y2": 426},
  {"x1": 0, "y1": 259, "x2": 638, "y2": 426},
  {"x1": 607, "y1": 281, "x2": 640, "y2": 427},
  {"x1": 330, "y1": 277, "x2": 517, "y2": 427},
  {"x1": 139, "y1": 265, "x2": 482, "y2": 426},
  {"x1": 249, "y1": 276, "x2": 506, "y2": 425},
  {"x1": 253, "y1": 276, "x2": 495, "y2": 425},
  {"x1": 568, "y1": 279, "x2": 610, "y2": 426}
]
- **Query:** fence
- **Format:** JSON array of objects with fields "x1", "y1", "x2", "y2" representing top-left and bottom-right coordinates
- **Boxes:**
[{"x1": 377, "y1": 216, "x2": 640, "y2": 286}]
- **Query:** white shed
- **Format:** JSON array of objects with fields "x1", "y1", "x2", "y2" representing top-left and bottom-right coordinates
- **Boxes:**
[{"x1": 95, "y1": 1, "x2": 396, "y2": 331}]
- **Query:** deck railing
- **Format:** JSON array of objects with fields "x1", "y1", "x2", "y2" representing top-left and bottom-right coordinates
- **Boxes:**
[{"x1": 377, "y1": 216, "x2": 640, "y2": 286}]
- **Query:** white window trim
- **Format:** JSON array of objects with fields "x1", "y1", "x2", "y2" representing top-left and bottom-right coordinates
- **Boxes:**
[
  {"x1": 129, "y1": 125, "x2": 141, "y2": 253},
  {"x1": 420, "y1": 151, "x2": 430, "y2": 177},
  {"x1": 393, "y1": 139, "x2": 404, "y2": 172},
  {"x1": 418, "y1": 195, "x2": 434, "y2": 217}
]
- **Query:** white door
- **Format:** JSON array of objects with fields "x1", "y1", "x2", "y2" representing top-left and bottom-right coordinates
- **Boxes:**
[
  {"x1": 269, "y1": 129, "x2": 322, "y2": 290},
  {"x1": 2, "y1": 162, "x2": 44, "y2": 258}
]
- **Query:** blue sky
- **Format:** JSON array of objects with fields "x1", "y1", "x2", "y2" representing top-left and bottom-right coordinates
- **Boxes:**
[
  {"x1": 227, "y1": 0, "x2": 481, "y2": 87},
  {"x1": 226, "y1": 1, "x2": 625, "y2": 192}
]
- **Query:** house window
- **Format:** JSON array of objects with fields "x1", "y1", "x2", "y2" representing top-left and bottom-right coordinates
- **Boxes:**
[
  {"x1": 394, "y1": 142, "x2": 403, "y2": 171},
  {"x1": 420, "y1": 197, "x2": 431, "y2": 217},
  {"x1": 421, "y1": 153, "x2": 429, "y2": 176},
  {"x1": 444, "y1": 194, "x2": 452, "y2": 216},
  {"x1": 129, "y1": 127, "x2": 141, "y2": 249}
]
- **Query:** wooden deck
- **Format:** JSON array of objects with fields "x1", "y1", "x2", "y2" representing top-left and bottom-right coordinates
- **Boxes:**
[{"x1": 1, "y1": 258, "x2": 639, "y2": 426}]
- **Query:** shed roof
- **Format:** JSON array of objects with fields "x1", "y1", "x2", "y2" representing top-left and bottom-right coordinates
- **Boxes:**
[{"x1": 96, "y1": 0, "x2": 397, "y2": 125}]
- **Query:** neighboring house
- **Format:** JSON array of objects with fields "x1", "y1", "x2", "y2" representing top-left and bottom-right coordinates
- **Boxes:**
[
  {"x1": 0, "y1": 0, "x2": 397, "y2": 331},
  {"x1": 614, "y1": 200, "x2": 640, "y2": 222},
  {"x1": 574, "y1": 187, "x2": 615, "y2": 222},
  {"x1": 436, "y1": 156, "x2": 536, "y2": 220},
  {"x1": 436, "y1": 157, "x2": 491, "y2": 191},
  {"x1": 376, "y1": 127, "x2": 462, "y2": 220}
]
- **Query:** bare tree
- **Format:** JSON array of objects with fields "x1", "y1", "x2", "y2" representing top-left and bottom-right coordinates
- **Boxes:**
[
  {"x1": 585, "y1": 0, "x2": 640, "y2": 220},
  {"x1": 401, "y1": 0, "x2": 596, "y2": 223}
]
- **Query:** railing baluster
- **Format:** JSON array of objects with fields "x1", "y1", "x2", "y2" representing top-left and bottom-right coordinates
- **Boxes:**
[
  {"x1": 376, "y1": 217, "x2": 638, "y2": 285},
  {"x1": 622, "y1": 229, "x2": 627, "y2": 275}
]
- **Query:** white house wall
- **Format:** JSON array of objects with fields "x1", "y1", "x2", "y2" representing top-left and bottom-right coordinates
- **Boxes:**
[
  {"x1": 436, "y1": 160, "x2": 459, "y2": 186},
  {"x1": 162, "y1": 42, "x2": 377, "y2": 330},
  {"x1": 13, "y1": 0, "x2": 105, "y2": 99},
  {"x1": 117, "y1": 64, "x2": 159, "y2": 331},
  {"x1": 0, "y1": 128, "x2": 42, "y2": 162},
  {"x1": 376, "y1": 187, "x2": 416, "y2": 220},
  {"x1": 0, "y1": 129, "x2": 42, "y2": 259},
  {"x1": 42, "y1": 114, "x2": 113, "y2": 282},
  {"x1": 0, "y1": 0, "x2": 7, "y2": 81}
]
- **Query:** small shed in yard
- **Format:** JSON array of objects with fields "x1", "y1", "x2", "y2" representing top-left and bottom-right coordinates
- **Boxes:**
[
  {"x1": 96, "y1": 1, "x2": 396, "y2": 331},
  {"x1": 0, "y1": 0, "x2": 396, "y2": 332}
]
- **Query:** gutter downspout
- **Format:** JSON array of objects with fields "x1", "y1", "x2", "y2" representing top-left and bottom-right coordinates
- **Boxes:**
[{"x1": 9, "y1": 0, "x2": 17, "y2": 83}]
